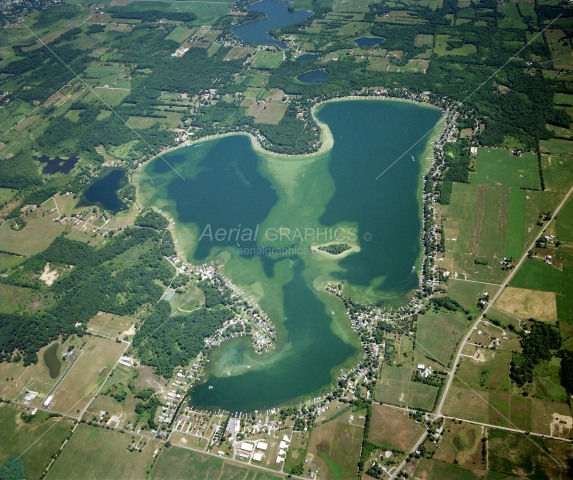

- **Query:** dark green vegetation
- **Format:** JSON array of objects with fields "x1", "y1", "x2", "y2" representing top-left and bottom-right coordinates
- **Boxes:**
[
  {"x1": 0, "y1": 226, "x2": 173, "y2": 365},
  {"x1": 133, "y1": 298, "x2": 234, "y2": 379},
  {"x1": 317, "y1": 243, "x2": 350, "y2": 255},
  {"x1": 510, "y1": 320, "x2": 561, "y2": 387}
]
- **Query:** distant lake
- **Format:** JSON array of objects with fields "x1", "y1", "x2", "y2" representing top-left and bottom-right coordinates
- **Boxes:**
[
  {"x1": 355, "y1": 37, "x2": 384, "y2": 47},
  {"x1": 78, "y1": 168, "x2": 127, "y2": 213},
  {"x1": 297, "y1": 70, "x2": 327, "y2": 83},
  {"x1": 43, "y1": 343, "x2": 61, "y2": 379},
  {"x1": 233, "y1": 0, "x2": 312, "y2": 48},
  {"x1": 296, "y1": 54, "x2": 319, "y2": 62},
  {"x1": 137, "y1": 99, "x2": 442, "y2": 412},
  {"x1": 39, "y1": 154, "x2": 78, "y2": 175}
]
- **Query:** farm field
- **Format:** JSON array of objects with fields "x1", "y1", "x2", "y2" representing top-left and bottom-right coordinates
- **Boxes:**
[
  {"x1": 46, "y1": 424, "x2": 160, "y2": 479},
  {"x1": 49, "y1": 336, "x2": 126, "y2": 414},
  {"x1": 470, "y1": 149, "x2": 539, "y2": 189},
  {"x1": 0, "y1": 214, "x2": 66, "y2": 256},
  {"x1": 0, "y1": 404, "x2": 74, "y2": 480},
  {"x1": 376, "y1": 366, "x2": 439, "y2": 411},
  {"x1": 415, "y1": 309, "x2": 470, "y2": 368},
  {"x1": 369, "y1": 404, "x2": 425, "y2": 451},
  {"x1": 150, "y1": 444, "x2": 282, "y2": 480},
  {"x1": 433, "y1": 419, "x2": 484, "y2": 469},
  {"x1": 444, "y1": 183, "x2": 510, "y2": 283},
  {"x1": 305, "y1": 408, "x2": 363, "y2": 480}
]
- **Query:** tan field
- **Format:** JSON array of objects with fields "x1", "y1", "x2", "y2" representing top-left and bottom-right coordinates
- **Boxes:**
[{"x1": 495, "y1": 286, "x2": 557, "y2": 323}]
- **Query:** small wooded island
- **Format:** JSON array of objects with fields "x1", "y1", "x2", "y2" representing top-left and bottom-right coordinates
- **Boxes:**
[{"x1": 317, "y1": 243, "x2": 351, "y2": 255}]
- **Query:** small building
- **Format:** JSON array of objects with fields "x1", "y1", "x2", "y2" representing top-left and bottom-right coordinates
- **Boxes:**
[
  {"x1": 276, "y1": 456, "x2": 284, "y2": 464},
  {"x1": 279, "y1": 441, "x2": 289, "y2": 450},
  {"x1": 417, "y1": 364, "x2": 425, "y2": 371},
  {"x1": 43, "y1": 395, "x2": 53, "y2": 407},
  {"x1": 256, "y1": 441, "x2": 268, "y2": 451},
  {"x1": 252, "y1": 452, "x2": 263, "y2": 462}
]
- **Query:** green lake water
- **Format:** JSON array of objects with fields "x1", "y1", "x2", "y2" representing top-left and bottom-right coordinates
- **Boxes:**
[
  {"x1": 43, "y1": 342, "x2": 61, "y2": 379},
  {"x1": 136, "y1": 99, "x2": 441, "y2": 412}
]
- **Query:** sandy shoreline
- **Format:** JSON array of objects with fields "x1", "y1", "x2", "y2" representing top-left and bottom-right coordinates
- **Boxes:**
[{"x1": 137, "y1": 95, "x2": 441, "y2": 167}]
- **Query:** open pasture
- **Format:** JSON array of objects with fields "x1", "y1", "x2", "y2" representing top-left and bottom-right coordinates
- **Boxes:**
[
  {"x1": 87, "y1": 312, "x2": 136, "y2": 338},
  {"x1": 150, "y1": 444, "x2": 281, "y2": 479},
  {"x1": 50, "y1": 336, "x2": 126, "y2": 414},
  {"x1": 369, "y1": 404, "x2": 425, "y2": 451},
  {"x1": 306, "y1": 408, "x2": 363, "y2": 480},
  {"x1": 47, "y1": 424, "x2": 159, "y2": 479},
  {"x1": 376, "y1": 366, "x2": 438, "y2": 411},
  {"x1": 470, "y1": 148, "x2": 539, "y2": 189},
  {"x1": 0, "y1": 404, "x2": 74, "y2": 480},
  {"x1": 433, "y1": 419, "x2": 484, "y2": 469}
]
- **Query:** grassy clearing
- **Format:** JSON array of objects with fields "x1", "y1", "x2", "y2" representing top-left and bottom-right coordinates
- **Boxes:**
[
  {"x1": 47, "y1": 424, "x2": 159, "y2": 479},
  {"x1": 0, "y1": 404, "x2": 74, "y2": 480},
  {"x1": 376, "y1": 366, "x2": 438, "y2": 411},
  {"x1": 434, "y1": 34, "x2": 476, "y2": 56},
  {"x1": 446, "y1": 280, "x2": 499, "y2": 313},
  {"x1": 150, "y1": 444, "x2": 281, "y2": 479},
  {"x1": 557, "y1": 195, "x2": 573, "y2": 241},
  {"x1": 456, "y1": 350, "x2": 512, "y2": 392},
  {"x1": 165, "y1": 26, "x2": 195, "y2": 43},
  {"x1": 433, "y1": 419, "x2": 484, "y2": 469},
  {"x1": 505, "y1": 188, "x2": 526, "y2": 258},
  {"x1": 0, "y1": 284, "x2": 43, "y2": 314},
  {"x1": 540, "y1": 138, "x2": 573, "y2": 155},
  {"x1": 252, "y1": 50, "x2": 284, "y2": 69},
  {"x1": 87, "y1": 312, "x2": 136, "y2": 338},
  {"x1": 50, "y1": 336, "x2": 126, "y2": 414},
  {"x1": 416, "y1": 309, "x2": 470, "y2": 368},
  {"x1": 445, "y1": 183, "x2": 511, "y2": 283},
  {"x1": 0, "y1": 214, "x2": 66, "y2": 256},
  {"x1": 470, "y1": 148, "x2": 539, "y2": 189},
  {"x1": 369, "y1": 404, "x2": 425, "y2": 451},
  {"x1": 306, "y1": 408, "x2": 363, "y2": 480},
  {"x1": 414, "y1": 458, "x2": 485, "y2": 480}
]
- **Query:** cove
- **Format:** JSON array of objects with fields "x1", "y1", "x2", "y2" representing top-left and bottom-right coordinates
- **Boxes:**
[
  {"x1": 135, "y1": 99, "x2": 442, "y2": 412},
  {"x1": 232, "y1": 0, "x2": 312, "y2": 48}
]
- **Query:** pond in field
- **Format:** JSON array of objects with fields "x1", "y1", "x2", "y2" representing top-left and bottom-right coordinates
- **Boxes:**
[
  {"x1": 297, "y1": 70, "x2": 328, "y2": 84},
  {"x1": 355, "y1": 37, "x2": 384, "y2": 47},
  {"x1": 136, "y1": 99, "x2": 442, "y2": 412},
  {"x1": 43, "y1": 342, "x2": 61, "y2": 379},
  {"x1": 78, "y1": 168, "x2": 127, "y2": 213},
  {"x1": 232, "y1": 0, "x2": 312, "y2": 48},
  {"x1": 295, "y1": 54, "x2": 319, "y2": 62}
]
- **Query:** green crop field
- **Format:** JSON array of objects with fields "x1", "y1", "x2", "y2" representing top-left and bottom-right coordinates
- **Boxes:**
[
  {"x1": 414, "y1": 458, "x2": 485, "y2": 480},
  {"x1": 505, "y1": 188, "x2": 526, "y2": 258},
  {"x1": 446, "y1": 183, "x2": 510, "y2": 283},
  {"x1": 455, "y1": 350, "x2": 511, "y2": 393},
  {"x1": 252, "y1": 51, "x2": 284, "y2": 69},
  {"x1": 540, "y1": 138, "x2": 573, "y2": 155},
  {"x1": 47, "y1": 424, "x2": 159, "y2": 479},
  {"x1": 0, "y1": 405, "x2": 74, "y2": 480},
  {"x1": 557, "y1": 196, "x2": 573, "y2": 241},
  {"x1": 470, "y1": 148, "x2": 539, "y2": 190}
]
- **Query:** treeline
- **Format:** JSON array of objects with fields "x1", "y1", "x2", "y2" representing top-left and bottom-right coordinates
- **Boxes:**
[
  {"x1": 132, "y1": 300, "x2": 234, "y2": 378},
  {"x1": 106, "y1": 7, "x2": 197, "y2": 23},
  {"x1": 0, "y1": 228, "x2": 174, "y2": 365}
]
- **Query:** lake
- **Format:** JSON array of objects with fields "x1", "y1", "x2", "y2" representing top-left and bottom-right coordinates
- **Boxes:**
[
  {"x1": 295, "y1": 54, "x2": 319, "y2": 62},
  {"x1": 39, "y1": 154, "x2": 78, "y2": 175},
  {"x1": 232, "y1": 0, "x2": 312, "y2": 48},
  {"x1": 136, "y1": 99, "x2": 441, "y2": 412},
  {"x1": 78, "y1": 168, "x2": 127, "y2": 213},
  {"x1": 355, "y1": 37, "x2": 384, "y2": 47},
  {"x1": 297, "y1": 70, "x2": 328, "y2": 83}
]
